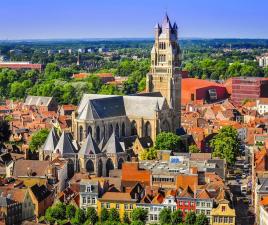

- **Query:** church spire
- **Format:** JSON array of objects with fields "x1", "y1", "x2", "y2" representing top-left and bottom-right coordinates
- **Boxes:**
[{"x1": 162, "y1": 13, "x2": 172, "y2": 30}]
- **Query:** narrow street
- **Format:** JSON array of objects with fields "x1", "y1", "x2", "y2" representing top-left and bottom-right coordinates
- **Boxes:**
[{"x1": 227, "y1": 157, "x2": 255, "y2": 225}]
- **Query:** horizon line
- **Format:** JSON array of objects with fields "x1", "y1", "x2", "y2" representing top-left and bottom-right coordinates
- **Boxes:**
[{"x1": 1, "y1": 36, "x2": 268, "y2": 42}]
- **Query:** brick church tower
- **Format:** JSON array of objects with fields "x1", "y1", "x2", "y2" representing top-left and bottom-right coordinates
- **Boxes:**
[{"x1": 146, "y1": 14, "x2": 182, "y2": 128}]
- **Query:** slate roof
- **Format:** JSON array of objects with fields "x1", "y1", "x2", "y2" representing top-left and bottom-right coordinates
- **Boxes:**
[
  {"x1": 54, "y1": 131, "x2": 77, "y2": 155},
  {"x1": 102, "y1": 132, "x2": 124, "y2": 154},
  {"x1": 25, "y1": 95, "x2": 53, "y2": 107},
  {"x1": 79, "y1": 133, "x2": 101, "y2": 156},
  {"x1": 30, "y1": 184, "x2": 51, "y2": 202},
  {"x1": 162, "y1": 13, "x2": 172, "y2": 30},
  {"x1": 43, "y1": 127, "x2": 59, "y2": 152},
  {"x1": 77, "y1": 94, "x2": 166, "y2": 121}
]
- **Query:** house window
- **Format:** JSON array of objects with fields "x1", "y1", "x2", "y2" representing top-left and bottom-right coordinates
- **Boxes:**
[
  {"x1": 229, "y1": 217, "x2": 233, "y2": 223},
  {"x1": 184, "y1": 201, "x2": 188, "y2": 206},
  {"x1": 196, "y1": 202, "x2": 200, "y2": 206},
  {"x1": 224, "y1": 217, "x2": 228, "y2": 223},
  {"x1": 106, "y1": 203, "x2": 110, "y2": 209},
  {"x1": 87, "y1": 185, "x2": 92, "y2": 192},
  {"x1": 124, "y1": 204, "x2": 129, "y2": 210},
  {"x1": 101, "y1": 203, "x2": 104, "y2": 208},
  {"x1": 116, "y1": 204, "x2": 120, "y2": 209},
  {"x1": 213, "y1": 217, "x2": 218, "y2": 223},
  {"x1": 87, "y1": 197, "x2": 91, "y2": 204},
  {"x1": 92, "y1": 197, "x2": 96, "y2": 204},
  {"x1": 83, "y1": 197, "x2": 86, "y2": 204},
  {"x1": 206, "y1": 202, "x2": 210, "y2": 208},
  {"x1": 190, "y1": 202, "x2": 194, "y2": 206},
  {"x1": 201, "y1": 202, "x2": 205, "y2": 207},
  {"x1": 129, "y1": 204, "x2": 133, "y2": 209},
  {"x1": 219, "y1": 217, "x2": 223, "y2": 223},
  {"x1": 222, "y1": 206, "x2": 226, "y2": 212}
]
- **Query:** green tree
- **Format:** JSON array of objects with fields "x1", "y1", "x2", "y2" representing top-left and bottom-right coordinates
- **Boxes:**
[
  {"x1": 45, "y1": 207, "x2": 56, "y2": 224},
  {"x1": 100, "y1": 208, "x2": 109, "y2": 222},
  {"x1": 29, "y1": 128, "x2": 49, "y2": 152},
  {"x1": 185, "y1": 211, "x2": 197, "y2": 225},
  {"x1": 189, "y1": 144, "x2": 200, "y2": 153},
  {"x1": 155, "y1": 132, "x2": 181, "y2": 151},
  {"x1": 130, "y1": 221, "x2": 145, "y2": 225},
  {"x1": 0, "y1": 119, "x2": 11, "y2": 144},
  {"x1": 10, "y1": 81, "x2": 27, "y2": 98},
  {"x1": 123, "y1": 212, "x2": 130, "y2": 224},
  {"x1": 140, "y1": 147, "x2": 157, "y2": 160},
  {"x1": 86, "y1": 207, "x2": 98, "y2": 225},
  {"x1": 195, "y1": 213, "x2": 209, "y2": 225},
  {"x1": 72, "y1": 208, "x2": 86, "y2": 225},
  {"x1": 131, "y1": 208, "x2": 148, "y2": 223},
  {"x1": 66, "y1": 204, "x2": 76, "y2": 220},
  {"x1": 171, "y1": 209, "x2": 183, "y2": 225},
  {"x1": 210, "y1": 126, "x2": 240, "y2": 165},
  {"x1": 159, "y1": 208, "x2": 172, "y2": 225},
  {"x1": 87, "y1": 75, "x2": 103, "y2": 93},
  {"x1": 108, "y1": 208, "x2": 120, "y2": 222}
]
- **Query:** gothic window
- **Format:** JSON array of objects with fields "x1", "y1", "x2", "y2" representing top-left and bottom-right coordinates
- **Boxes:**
[
  {"x1": 131, "y1": 121, "x2": 137, "y2": 136},
  {"x1": 103, "y1": 126, "x2": 106, "y2": 140},
  {"x1": 159, "y1": 54, "x2": 166, "y2": 62},
  {"x1": 121, "y1": 122, "x2": 126, "y2": 137},
  {"x1": 115, "y1": 123, "x2": 120, "y2": 137},
  {"x1": 161, "y1": 120, "x2": 170, "y2": 132},
  {"x1": 86, "y1": 159, "x2": 94, "y2": 173},
  {"x1": 79, "y1": 126, "x2": 83, "y2": 142},
  {"x1": 87, "y1": 126, "x2": 92, "y2": 135},
  {"x1": 98, "y1": 159, "x2": 103, "y2": 177},
  {"x1": 118, "y1": 158, "x2": 124, "y2": 169},
  {"x1": 109, "y1": 124, "x2": 113, "y2": 137},
  {"x1": 159, "y1": 42, "x2": 166, "y2": 49},
  {"x1": 96, "y1": 126, "x2": 100, "y2": 143},
  {"x1": 145, "y1": 121, "x2": 151, "y2": 137},
  {"x1": 106, "y1": 158, "x2": 114, "y2": 177}
]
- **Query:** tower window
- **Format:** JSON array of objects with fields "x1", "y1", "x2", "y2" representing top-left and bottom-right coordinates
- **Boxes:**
[
  {"x1": 159, "y1": 42, "x2": 166, "y2": 50},
  {"x1": 159, "y1": 55, "x2": 166, "y2": 62}
]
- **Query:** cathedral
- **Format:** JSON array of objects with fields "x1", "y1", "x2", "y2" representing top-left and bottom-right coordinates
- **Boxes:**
[{"x1": 40, "y1": 14, "x2": 182, "y2": 177}]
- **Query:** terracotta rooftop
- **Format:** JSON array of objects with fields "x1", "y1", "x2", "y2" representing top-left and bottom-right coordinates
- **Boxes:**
[{"x1": 100, "y1": 192, "x2": 134, "y2": 202}]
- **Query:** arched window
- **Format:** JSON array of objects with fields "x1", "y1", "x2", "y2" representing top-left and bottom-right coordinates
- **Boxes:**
[
  {"x1": 106, "y1": 158, "x2": 114, "y2": 177},
  {"x1": 109, "y1": 124, "x2": 113, "y2": 137},
  {"x1": 103, "y1": 125, "x2": 106, "y2": 140},
  {"x1": 98, "y1": 159, "x2": 103, "y2": 177},
  {"x1": 86, "y1": 159, "x2": 94, "y2": 173},
  {"x1": 115, "y1": 123, "x2": 120, "y2": 137},
  {"x1": 87, "y1": 126, "x2": 92, "y2": 135},
  {"x1": 96, "y1": 126, "x2": 100, "y2": 143},
  {"x1": 118, "y1": 158, "x2": 124, "y2": 169},
  {"x1": 131, "y1": 121, "x2": 137, "y2": 136},
  {"x1": 79, "y1": 126, "x2": 83, "y2": 142},
  {"x1": 161, "y1": 120, "x2": 170, "y2": 132},
  {"x1": 145, "y1": 121, "x2": 151, "y2": 137},
  {"x1": 121, "y1": 122, "x2": 126, "y2": 137}
]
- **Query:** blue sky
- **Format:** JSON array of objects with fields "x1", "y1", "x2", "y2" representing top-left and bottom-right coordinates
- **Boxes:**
[{"x1": 1, "y1": 0, "x2": 268, "y2": 40}]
